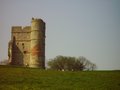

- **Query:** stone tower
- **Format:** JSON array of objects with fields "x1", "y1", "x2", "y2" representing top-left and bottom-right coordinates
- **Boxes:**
[
  {"x1": 30, "y1": 18, "x2": 45, "y2": 68},
  {"x1": 8, "y1": 18, "x2": 45, "y2": 68}
]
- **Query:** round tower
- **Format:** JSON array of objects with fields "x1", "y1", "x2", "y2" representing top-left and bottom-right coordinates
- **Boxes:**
[{"x1": 29, "y1": 18, "x2": 45, "y2": 68}]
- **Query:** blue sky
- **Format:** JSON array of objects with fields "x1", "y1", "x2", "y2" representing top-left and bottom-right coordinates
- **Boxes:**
[{"x1": 0, "y1": 0, "x2": 120, "y2": 70}]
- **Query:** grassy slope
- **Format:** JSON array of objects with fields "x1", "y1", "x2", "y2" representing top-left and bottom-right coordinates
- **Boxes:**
[{"x1": 0, "y1": 65, "x2": 120, "y2": 90}]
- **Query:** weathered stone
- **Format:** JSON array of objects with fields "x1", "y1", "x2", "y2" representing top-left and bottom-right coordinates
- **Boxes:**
[{"x1": 8, "y1": 18, "x2": 45, "y2": 68}]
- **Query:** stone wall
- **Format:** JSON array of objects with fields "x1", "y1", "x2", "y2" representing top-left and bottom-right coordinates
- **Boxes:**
[
  {"x1": 11, "y1": 26, "x2": 31, "y2": 66},
  {"x1": 9, "y1": 18, "x2": 45, "y2": 68}
]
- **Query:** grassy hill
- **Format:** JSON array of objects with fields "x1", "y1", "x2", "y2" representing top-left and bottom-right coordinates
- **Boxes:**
[{"x1": 0, "y1": 65, "x2": 120, "y2": 90}]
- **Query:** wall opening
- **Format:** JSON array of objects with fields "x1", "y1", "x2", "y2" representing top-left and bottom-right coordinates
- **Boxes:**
[{"x1": 22, "y1": 43, "x2": 24, "y2": 49}]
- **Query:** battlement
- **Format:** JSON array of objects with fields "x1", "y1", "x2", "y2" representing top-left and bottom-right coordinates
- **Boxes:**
[
  {"x1": 12, "y1": 26, "x2": 31, "y2": 33},
  {"x1": 23, "y1": 26, "x2": 31, "y2": 32}
]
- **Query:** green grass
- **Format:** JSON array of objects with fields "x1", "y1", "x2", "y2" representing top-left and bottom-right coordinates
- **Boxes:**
[{"x1": 0, "y1": 65, "x2": 120, "y2": 90}]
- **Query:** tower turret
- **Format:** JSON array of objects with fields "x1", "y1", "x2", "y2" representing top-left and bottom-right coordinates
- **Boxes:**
[{"x1": 29, "y1": 18, "x2": 45, "y2": 68}]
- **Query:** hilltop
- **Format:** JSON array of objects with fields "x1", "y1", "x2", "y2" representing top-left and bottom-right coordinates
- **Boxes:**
[{"x1": 0, "y1": 65, "x2": 120, "y2": 90}]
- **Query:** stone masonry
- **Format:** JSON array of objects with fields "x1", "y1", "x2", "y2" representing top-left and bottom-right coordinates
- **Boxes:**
[{"x1": 8, "y1": 18, "x2": 45, "y2": 68}]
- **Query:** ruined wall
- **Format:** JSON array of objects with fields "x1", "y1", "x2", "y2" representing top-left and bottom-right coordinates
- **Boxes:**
[
  {"x1": 9, "y1": 18, "x2": 45, "y2": 68},
  {"x1": 11, "y1": 26, "x2": 31, "y2": 66}
]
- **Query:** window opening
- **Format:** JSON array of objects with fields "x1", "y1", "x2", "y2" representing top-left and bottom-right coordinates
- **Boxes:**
[{"x1": 22, "y1": 43, "x2": 24, "y2": 49}]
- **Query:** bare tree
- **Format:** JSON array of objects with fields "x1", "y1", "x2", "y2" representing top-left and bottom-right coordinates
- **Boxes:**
[
  {"x1": 90, "y1": 63, "x2": 97, "y2": 70},
  {"x1": 48, "y1": 55, "x2": 96, "y2": 71}
]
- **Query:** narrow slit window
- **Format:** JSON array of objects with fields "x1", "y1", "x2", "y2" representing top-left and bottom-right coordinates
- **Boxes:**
[{"x1": 22, "y1": 43, "x2": 24, "y2": 49}]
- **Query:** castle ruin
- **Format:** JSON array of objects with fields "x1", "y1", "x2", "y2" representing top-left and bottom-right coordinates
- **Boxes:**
[{"x1": 8, "y1": 18, "x2": 45, "y2": 68}]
